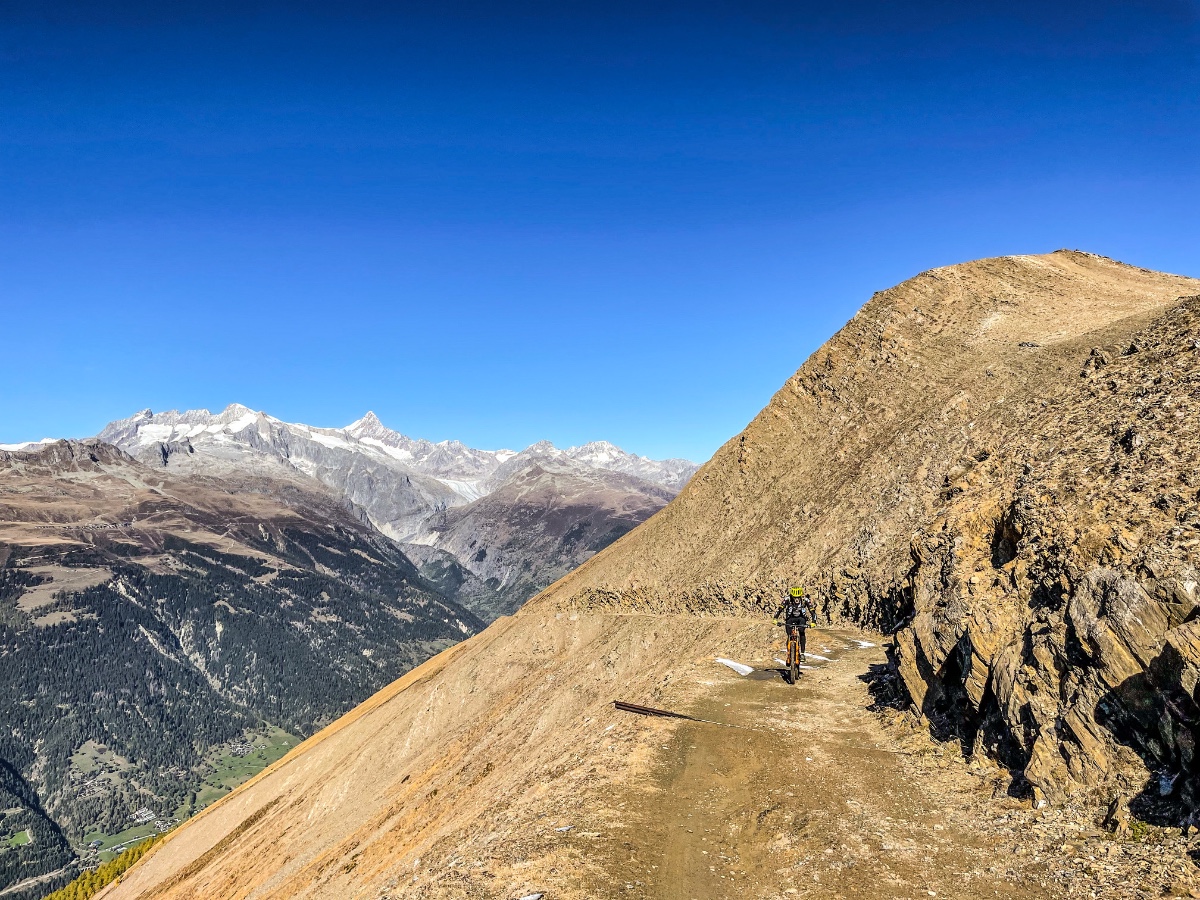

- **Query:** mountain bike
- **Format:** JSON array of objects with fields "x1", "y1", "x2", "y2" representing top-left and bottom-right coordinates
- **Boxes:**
[{"x1": 786, "y1": 624, "x2": 803, "y2": 685}]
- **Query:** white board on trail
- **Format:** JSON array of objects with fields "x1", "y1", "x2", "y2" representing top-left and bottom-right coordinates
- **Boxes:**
[{"x1": 715, "y1": 658, "x2": 753, "y2": 676}]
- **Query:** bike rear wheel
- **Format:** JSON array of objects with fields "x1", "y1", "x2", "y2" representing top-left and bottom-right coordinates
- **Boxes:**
[{"x1": 788, "y1": 627, "x2": 800, "y2": 685}]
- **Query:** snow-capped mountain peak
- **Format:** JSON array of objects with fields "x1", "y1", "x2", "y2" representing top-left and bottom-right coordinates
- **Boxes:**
[
  {"x1": 562, "y1": 440, "x2": 697, "y2": 491},
  {"x1": 0, "y1": 437, "x2": 57, "y2": 452},
  {"x1": 345, "y1": 410, "x2": 384, "y2": 432},
  {"x1": 93, "y1": 404, "x2": 699, "y2": 526},
  {"x1": 522, "y1": 439, "x2": 561, "y2": 455},
  {"x1": 566, "y1": 440, "x2": 622, "y2": 464}
]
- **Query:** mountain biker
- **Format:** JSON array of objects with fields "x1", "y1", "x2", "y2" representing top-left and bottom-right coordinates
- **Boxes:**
[{"x1": 774, "y1": 587, "x2": 817, "y2": 662}]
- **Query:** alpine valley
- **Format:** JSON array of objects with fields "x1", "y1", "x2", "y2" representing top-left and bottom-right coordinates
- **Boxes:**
[{"x1": 0, "y1": 412, "x2": 695, "y2": 896}]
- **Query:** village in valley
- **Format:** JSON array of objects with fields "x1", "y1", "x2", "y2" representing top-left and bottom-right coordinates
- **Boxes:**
[{"x1": 71, "y1": 728, "x2": 298, "y2": 869}]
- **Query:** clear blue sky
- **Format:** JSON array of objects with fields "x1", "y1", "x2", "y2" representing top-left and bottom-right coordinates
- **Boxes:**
[{"x1": 3, "y1": 1, "x2": 1198, "y2": 461}]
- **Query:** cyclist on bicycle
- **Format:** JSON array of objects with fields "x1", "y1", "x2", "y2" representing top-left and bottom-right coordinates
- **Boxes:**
[{"x1": 774, "y1": 586, "x2": 817, "y2": 662}]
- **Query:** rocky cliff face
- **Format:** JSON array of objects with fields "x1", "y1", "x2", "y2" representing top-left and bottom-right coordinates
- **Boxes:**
[
  {"x1": 894, "y1": 296, "x2": 1200, "y2": 815},
  {"x1": 536, "y1": 251, "x2": 1200, "y2": 813}
]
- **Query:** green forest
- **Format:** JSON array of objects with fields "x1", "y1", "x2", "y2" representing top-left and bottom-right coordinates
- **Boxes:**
[
  {"x1": 42, "y1": 835, "x2": 162, "y2": 900},
  {"x1": 0, "y1": 526, "x2": 480, "y2": 894}
]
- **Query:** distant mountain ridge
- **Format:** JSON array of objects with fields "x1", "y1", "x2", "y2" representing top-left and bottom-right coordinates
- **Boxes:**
[
  {"x1": 99, "y1": 405, "x2": 695, "y2": 501},
  {"x1": 95, "y1": 406, "x2": 699, "y2": 615}
]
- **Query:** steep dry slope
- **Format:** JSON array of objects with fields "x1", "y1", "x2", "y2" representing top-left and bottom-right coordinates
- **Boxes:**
[
  {"x1": 101, "y1": 610, "x2": 781, "y2": 900},
  {"x1": 106, "y1": 613, "x2": 1122, "y2": 900},
  {"x1": 541, "y1": 250, "x2": 1200, "y2": 809},
  {"x1": 101, "y1": 251, "x2": 1200, "y2": 900},
  {"x1": 541, "y1": 251, "x2": 1198, "y2": 609}
]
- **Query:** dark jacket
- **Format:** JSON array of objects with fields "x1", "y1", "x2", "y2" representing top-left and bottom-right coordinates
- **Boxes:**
[{"x1": 775, "y1": 596, "x2": 815, "y2": 628}]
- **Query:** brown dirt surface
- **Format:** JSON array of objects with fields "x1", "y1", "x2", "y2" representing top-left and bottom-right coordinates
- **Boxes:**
[
  {"x1": 583, "y1": 633, "x2": 1055, "y2": 900},
  {"x1": 102, "y1": 614, "x2": 1200, "y2": 900}
]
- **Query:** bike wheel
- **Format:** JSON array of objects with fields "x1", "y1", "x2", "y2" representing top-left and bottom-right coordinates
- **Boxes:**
[{"x1": 790, "y1": 656, "x2": 799, "y2": 685}]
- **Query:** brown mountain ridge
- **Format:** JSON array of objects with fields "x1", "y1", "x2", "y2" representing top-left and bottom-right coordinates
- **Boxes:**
[{"x1": 101, "y1": 251, "x2": 1200, "y2": 900}]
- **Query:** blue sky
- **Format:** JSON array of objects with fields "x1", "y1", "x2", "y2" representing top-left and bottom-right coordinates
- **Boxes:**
[{"x1": 2, "y1": 1, "x2": 1198, "y2": 461}]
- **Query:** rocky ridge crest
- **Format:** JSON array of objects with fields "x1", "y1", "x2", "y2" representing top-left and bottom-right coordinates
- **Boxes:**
[{"x1": 90, "y1": 251, "x2": 1200, "y2": 900}]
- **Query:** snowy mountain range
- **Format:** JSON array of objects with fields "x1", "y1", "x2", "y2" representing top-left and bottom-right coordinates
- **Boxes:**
[
  {"x1": 0, "y1": 437, "x2": 55, "y2": 452},
  {"x1": 93, "y1": 404, "x2": 699, "y2": 614}
]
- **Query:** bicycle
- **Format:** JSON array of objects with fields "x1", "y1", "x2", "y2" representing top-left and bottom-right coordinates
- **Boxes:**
[{"x1": 785, "y1": 623, "x2": 803, "y2": 686}]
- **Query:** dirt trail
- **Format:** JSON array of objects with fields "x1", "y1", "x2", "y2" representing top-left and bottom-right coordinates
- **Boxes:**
[
  {"x1": 103, "y1": 613, "x2": 1184, "y2": 900},
  {"x1": 582, "y1": 630, "x2": 1053, "y2": 900}
]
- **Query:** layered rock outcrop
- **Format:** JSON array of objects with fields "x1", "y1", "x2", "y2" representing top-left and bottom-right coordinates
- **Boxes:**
[{"x1": 894, "y1": 297, "x2": 1200, "y2": 810}]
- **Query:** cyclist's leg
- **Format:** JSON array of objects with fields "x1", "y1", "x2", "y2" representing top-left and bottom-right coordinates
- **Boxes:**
[{"x1": 799, "y1": 625, "x2": 807, "y2": 660}]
